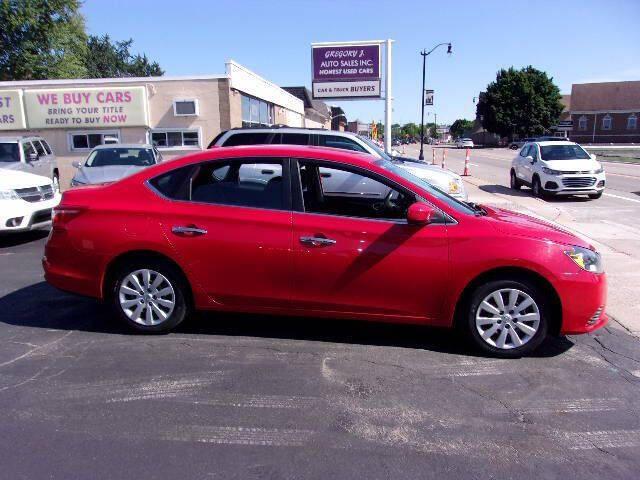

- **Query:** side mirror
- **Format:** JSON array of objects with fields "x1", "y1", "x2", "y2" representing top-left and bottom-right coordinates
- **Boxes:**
[
  {"x1": 72, "y1": 161, "x2": 81, "y2": 168},
  {"x1": 526, "y1": 155, "x2": 535, "y2": 163},
  {"x1": 27, "y1": 152, "x2": 38, "y2": 162},
  {"x1": 590, "y1": 153, "x2": 597, "y2": 161},
  {"x1": 407, "y1": 202, "x2": 435, "y2": 225}
]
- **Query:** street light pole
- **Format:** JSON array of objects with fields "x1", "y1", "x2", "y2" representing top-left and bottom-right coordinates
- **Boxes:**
[{"x1": 418, "y1": 42, "x2": 452, "y2": 161}]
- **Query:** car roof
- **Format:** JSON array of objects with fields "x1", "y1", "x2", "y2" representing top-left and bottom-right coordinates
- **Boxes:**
[
  {"x1": 221, "y1": 127, "x2": 359, "y2": 138},
  {"x1": 0, "y1": 136, "x2": 45, "y2": 143},
  {"x1": 92, "y1": 143, "x2": 154, "y2": 150},
  {"x1": 533, "y1": 141, "x2": 577, "y2": 146}
]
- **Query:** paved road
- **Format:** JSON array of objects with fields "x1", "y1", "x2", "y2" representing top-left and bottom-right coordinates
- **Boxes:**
[{"x1": 1, "y1": 233, "x2": 640, "y2": 479}]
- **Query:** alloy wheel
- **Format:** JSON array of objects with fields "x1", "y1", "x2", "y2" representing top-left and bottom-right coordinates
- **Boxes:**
[
  {"x1": 118, "y1": 269, "x2": 176, "y2": 326},
  {"x1": 475, "y1": 288, "x2": 540, "y2": 350}
]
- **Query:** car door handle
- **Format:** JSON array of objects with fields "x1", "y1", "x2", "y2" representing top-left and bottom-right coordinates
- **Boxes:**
[
  {"x1": 172, "y1": 225, "x2": 207, "y2": 236},
  {"x1": 299, "y1": 236, "x2": 336, "y2": 247}
]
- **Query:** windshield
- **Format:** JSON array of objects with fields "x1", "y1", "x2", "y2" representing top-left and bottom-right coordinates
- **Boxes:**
[
  {"x1": 375, "y1": 159, "x2": 476, "y2": 215},
  {"x1": 540, "y1": 144, "x2": 590, "y2": 161},
  {"x1": 85, "y1": 148, "x2": 155, "y2": 167},
  {"x1": 0, "y1": 143, "x2": 20, "y2": 162}
]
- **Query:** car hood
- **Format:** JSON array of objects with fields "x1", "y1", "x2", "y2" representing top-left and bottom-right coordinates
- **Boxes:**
[
  {"x1": 482, "y1": 205, "x2": 593, "y2": 249},
  {"x1": 393, "y1": 158, "x2": 459, "y2": 186},
  {"x1": 0, "y1": 168, "x2": 51, "y2": 189},
  {"x1": 74, "y1": 165, "x2": 148, "y2": 185},
  {"x1": 542, "y1": 159, "x2": 601, "y2": 172}
]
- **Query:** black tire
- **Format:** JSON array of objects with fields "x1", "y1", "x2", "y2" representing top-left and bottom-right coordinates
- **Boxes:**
[
  {"x1": 464, "y1": 279, "x2": 549, "y2": 358},
  {"x1": 109, "y1": 258, "x2": 190, "y2": 333},
  {"x1": 532, "y1": 176, "x2": 546, "y2": 198},
  {"x1": 510, "y1": 170, "x2": 521, "y2": 190},
  {"x1": 588, "y1": 192, "x2": 603, "y2": 199}
]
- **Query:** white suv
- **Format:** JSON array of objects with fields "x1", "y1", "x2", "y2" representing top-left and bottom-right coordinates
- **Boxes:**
[
  {"x1": 0, "y1": 136, "x2": 60, "y2": 192},
  {"x1": 510, "y1": 141, "x2": 605, "y2": 199},
  {"x1": 210, "y1": 128, "x2": 467, "y2": 200}
]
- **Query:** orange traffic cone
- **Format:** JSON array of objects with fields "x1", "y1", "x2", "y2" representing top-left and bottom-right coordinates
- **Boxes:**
[{"x1": 463, "y1": 148, "x2": 471, "y2": 176}]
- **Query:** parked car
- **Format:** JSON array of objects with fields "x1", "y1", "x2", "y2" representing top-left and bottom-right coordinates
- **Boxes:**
[
  {"x1": 510, "y1": 141, "x2": 605, "y2": 199},
  {"x1": 455, "y1": 138, "x2": 474, "y2": 149},
  {"x1": 0, "y1": 169, "x2": 60, "y2": 233},
  {"x1": 44, "y1": 145, "x2": 607, "y2": 357},
  {"x1": 70, "y1": 144, "x2": 162, "y2": 187},
  {"x1": 0, "y1": 136, "x2": 60, "y2": 192},
  {"x1": 508, "y1": 138, "x2": 537, "y2": 150},
  {"x1": 209, "y1": 127, "x2": 467, "y2": 201}
]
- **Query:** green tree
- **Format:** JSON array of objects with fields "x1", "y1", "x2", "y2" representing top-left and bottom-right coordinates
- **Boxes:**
[
  {"x1": 477, "y1": 66, "x2": 563, "y2": 139},
  {"x1": 85, "y1": 35, "x2": 164, "y2": 78},
  {"x1": 0, "y1": 0, "x2": 88, "y2": 80},
  {"x1": 400, "y1": 122, "x2": 419, "y2": 138},
  {"x1": 450, "y1": 119, "x2": 474, "y2": 138}
]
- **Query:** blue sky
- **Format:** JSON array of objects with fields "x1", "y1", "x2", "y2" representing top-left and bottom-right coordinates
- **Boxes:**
[{"x1": 82, "y1": 0, "x2": 639, "y2": 126}]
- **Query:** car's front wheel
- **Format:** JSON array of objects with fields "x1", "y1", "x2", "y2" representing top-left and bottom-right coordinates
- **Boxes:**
[
  {"x1": 464, "y1": 279, "x2": 549, "y2": 357},
  {"x1": 532, "y1": 176, "x2": 546, "y2": 198},
  {"x1": 110, "y1": 259, "x2": 190, "y2": 333}
]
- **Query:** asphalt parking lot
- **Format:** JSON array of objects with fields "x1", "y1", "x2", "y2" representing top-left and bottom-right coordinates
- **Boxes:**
[{"x1": 1, "y1": 231, "x2": 640, "y2": 479}]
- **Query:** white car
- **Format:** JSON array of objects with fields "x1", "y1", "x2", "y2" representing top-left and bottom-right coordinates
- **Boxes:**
[
  {"x1": 211, "y1": 128, "x2": 468, "y2": 201},
  {"x1": 455, "y1": 138, "x2": 474, "y2": 149},
  {"x1": 510, "y1": 141, "x2": 605, "y2": 199},
  {"x1": 0, "y1": 136, "x2": 60, "y2": 192},
  {"x1": 0, "y1": 169, "x2": 61, "y2": 233}
]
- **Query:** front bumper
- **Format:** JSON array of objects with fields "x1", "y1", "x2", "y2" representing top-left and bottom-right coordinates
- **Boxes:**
[
  {"x1": 0, "y1": 194, "x2": 61, "y2": 233},
  {"x1": 541, "y1": 172, "x2": 606, "y2": 195},
  {"x1": 558, "y1": 270, "x2": 608, "y2": 335}
]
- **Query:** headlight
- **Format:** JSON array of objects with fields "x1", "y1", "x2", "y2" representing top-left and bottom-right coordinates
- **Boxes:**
[
  {"x1": 542, "y1": 167, "x2": 562, "y2": 175},
  {"x1": 0, "y1": 189, "x2": 19, "y2": 200},
  {"x1": 564, "y1": 246, "x2": 603, "y2": 273}
]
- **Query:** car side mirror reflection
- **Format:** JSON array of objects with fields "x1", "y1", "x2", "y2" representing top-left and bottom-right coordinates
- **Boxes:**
[{"x1": 407, "y1": 202, "x2": 435, "y2": 225}]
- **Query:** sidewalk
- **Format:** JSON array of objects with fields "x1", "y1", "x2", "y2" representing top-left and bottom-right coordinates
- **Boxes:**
[{"x1": 462, "y1": 176, "x2": 640, "y2": 337}]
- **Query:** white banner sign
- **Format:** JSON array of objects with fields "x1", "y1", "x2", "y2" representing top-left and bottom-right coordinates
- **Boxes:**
[
  {"x1": 0, "y1": 89, "x2": 26, "y2": 130},
  {"x1": 424, "y1": 89, "x2": 434, "y2": 106},
  {"x1": 312, "y1": 80, "x2": 381, "y2": 99},
  {"x1": 23, "y1": 86, "x2": 149, "y2": 129}
]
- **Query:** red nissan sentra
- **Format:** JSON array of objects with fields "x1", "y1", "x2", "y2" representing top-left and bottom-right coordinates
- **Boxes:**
[{"x1": 43, "y1": 145, "x2": 607, "y2": 357}]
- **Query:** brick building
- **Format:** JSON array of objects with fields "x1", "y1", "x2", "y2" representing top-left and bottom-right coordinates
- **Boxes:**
[{"x1": 569, "y1": 81, "x2": 640, "y2": 144}]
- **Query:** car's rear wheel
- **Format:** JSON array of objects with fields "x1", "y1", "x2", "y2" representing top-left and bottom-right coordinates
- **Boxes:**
[
  {"x1": 588, "y1": 192, "x2": 603, "y2": 199},
  {"x1": 510, "y1": 170, "x2": 521, "y2": 190},
  {"x1": 110, "y1": 259, "x2": 189, "y2": 333},
  {"x1": 464, "y1": 279, "x2": 549, "y2": 357}
]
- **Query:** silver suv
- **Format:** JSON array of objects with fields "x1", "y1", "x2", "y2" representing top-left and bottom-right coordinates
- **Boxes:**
[
  {"x1": 0, "y1": 136, "x2": 60, "y2": 192},
  {"x1": 209, "y1": 128, "x2": 467, "y2": 200}
]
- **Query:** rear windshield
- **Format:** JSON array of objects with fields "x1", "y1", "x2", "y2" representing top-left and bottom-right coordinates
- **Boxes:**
[
  {"x1": 85, "y1": 148, "x2": 155, "y2": 167},
  {"x1": 540, "y1": 144, "x2": 590, "y2": 161},
  {"x1": 0, "y1": 143, "x2": 20, "y2": 162}
]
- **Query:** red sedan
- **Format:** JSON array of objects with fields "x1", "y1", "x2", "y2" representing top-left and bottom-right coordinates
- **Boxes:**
[{"x1": 43, "y1": 145, "x2": 607, "y2": 357}]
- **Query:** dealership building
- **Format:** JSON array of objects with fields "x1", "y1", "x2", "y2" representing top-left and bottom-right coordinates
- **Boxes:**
[{"x1": 0, "y1": 61, "x2": 306, "y2": 186}]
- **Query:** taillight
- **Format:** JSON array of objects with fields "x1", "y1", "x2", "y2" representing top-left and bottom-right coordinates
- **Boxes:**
[{"x1": 52, "y1": 206, "x2": 86, "y2": 231}]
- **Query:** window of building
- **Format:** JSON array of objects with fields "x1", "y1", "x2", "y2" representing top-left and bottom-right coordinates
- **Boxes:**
[
  {"x1": 241, "y1": 94, "x2": 273, "y2": 127},
  {"x1": 173, "y1": 99, "x2": 199, "y2": 116},
  {"x1": 602, "y1": 114, "x2": 612, "y2": 130},
  {"x1": 69, "y1": 131, "x2": 120, "y2": 151},
  {"x1": 578, "y1": 116, "x2": 587, "y2": 131},
  {"x1": 627, "y1": 114, "x2": 637, "y2": 130},
  {"x1": 151, "y1": 129, "x2": 201, "y2": 149}
]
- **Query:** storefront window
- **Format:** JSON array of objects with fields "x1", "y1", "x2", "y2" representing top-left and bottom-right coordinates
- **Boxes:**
[
  {"x1": 69, "y1": 131, "x2": 120, "y2": 151},
  {"x1": 151, "y1": 129, "x2": 201, "y2": 149},
  {"x1": 241, "y1": 94, "x2": 273, "y2": 127}
]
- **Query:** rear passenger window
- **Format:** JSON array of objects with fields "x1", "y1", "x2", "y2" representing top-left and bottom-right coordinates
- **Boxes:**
[
  {"x1": 318, "y1": 135, "x2": 367, "y2": 153},
  {"x1": 280, "y1": 133, "x2": 310, "y2": 145},
  {"x1": 191, "y1": 159, "x2": 285, "y2": 210},
  {"x1": 149, "y1": 166, "x2": 194, "y2": 200},
  {"x1": 222, "y1": 132, "x2": 271, "y2": 147},
  {"x1": 33, "y1": 141, "x2": 46, "y2": 156},
  {"x1": 40, "y1": 140, "x2": 52, "y2": 155}
]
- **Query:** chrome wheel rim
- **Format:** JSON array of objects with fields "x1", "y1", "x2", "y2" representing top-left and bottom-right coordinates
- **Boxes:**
[
  {"x1": 475, "y1": 288, "x2": 540, "y2": 350},
  {"x1": 118, "y1": 269, "x2": 175, "y2": 326}
]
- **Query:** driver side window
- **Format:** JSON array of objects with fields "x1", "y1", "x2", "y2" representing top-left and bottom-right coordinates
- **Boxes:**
[{"x1": 298, "y1": 161, "x2": 414, "y2": 221}]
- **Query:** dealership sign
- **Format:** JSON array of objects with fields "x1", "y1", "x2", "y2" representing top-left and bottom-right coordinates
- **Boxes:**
[
  {"x1": 22, "y1": 86, "x2": 149, "y2": 129},
  {"x1": 311, "y1": 43, "x2": 381, "y2": 99},
  {"x1": 0, "y1": 90, "x2": 27, "y2": 130}
]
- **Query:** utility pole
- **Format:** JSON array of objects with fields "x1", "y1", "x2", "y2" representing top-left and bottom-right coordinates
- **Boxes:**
[{"x1": 384, "y1": 39, "x2": 393, "y2": 154}]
